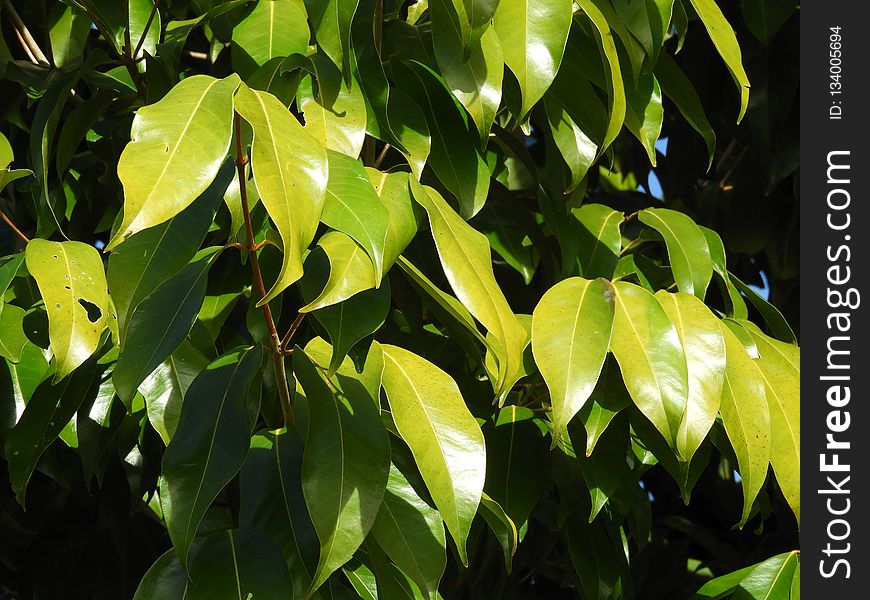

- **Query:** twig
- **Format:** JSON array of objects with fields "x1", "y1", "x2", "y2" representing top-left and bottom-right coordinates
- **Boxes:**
[
  {"x1": 373, "y1": 143, "x2": 392, "y2": 169},
  {"x1": 234, "y1": 114, "x2": 295, "y2": 427},
  {"x1": 0, "y1": 208, "x2": 30, "y2": 244},
  {"x1": 280, "y1": 313, "x2": 306, "y2": 351},
  {"x1": 2, "y1": 0, "x2": 50, "y2": 66}
]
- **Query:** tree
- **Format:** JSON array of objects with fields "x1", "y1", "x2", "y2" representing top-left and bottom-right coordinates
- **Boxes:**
[{"x1": 0, "y1": 0, "x2": 799, "y2": 598}]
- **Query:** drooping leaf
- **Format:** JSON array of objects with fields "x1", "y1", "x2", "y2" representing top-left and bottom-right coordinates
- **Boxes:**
[
  {"x1": 694, "y1": 550, "x2": 799, "y2": 599},
  {"x1": 571, "y1": 203, "x2": 623, "y2": 280},
  {"x1": 609, "y1": 280, "x2": 688, "y2": 454},
  {"x1": 700, "y1": 227, "x2": 747, "y2": 319},
  {"x1": 577, "y1": 357, "x2": 631, "y2": 457},
  {"x1": 48, "y1": 4, "x2": 92, "y2": 67},
  {"x1": 113, "y1": 249, "x2": 218, "y2": 406},
  {"x1": 410, "y1": 180, "x2": 527, "y2": 401},
  {"x1": 494, "y1": 0, "x2": 573, "y2": 120},
  {"x1": 574, "y1": 412, "x2": 634, "y2": 521},
  {"x1": 380, "y1": 343, "x2": 486, "y2": 566},
  {"x1": 321, "y1": 151, "x2": 390, "y2": 283},
  {"x1": 654, "y1": 51, "x2": 716, "y2": 168},
  {"x1": 544, "y1": 96, "x2": 598, "y2": 193},
  {"x1": 532, "y1": 277, "x2": 614, "y2": 447},
  {"x1": 729, "y1": 273, "x2": 796, "y2": 343},
  {"x1": 368, "y1": 169, "x2": 419, "y2": 272},
  {"x1": 624, "y1": 72, "x2": 664, "y2": 166},
  {"x1": 107, "y1": 75, "x2": 240, "y2": 249},
  {"x1": 139, "y1": 340, "x2": 210, "y2": 445},
  {"x1": 128, "y1": 0, "x2": 161, "y2": 60},
  {"x1": 744, "y1": 322, "x2": 800, "y2": 525},
  {"x1": 25, "y1": 239, "x2": 111, "y2": 381},
  {"x1": 301, "y1": 232, "x2": 377, "y2": 312},
  {"x1": 638, "y1": 208, "x2": 713, "y2": 300},
  {"x1": 371, "y1": 463, "x2": 447, "y2": 600},
  {"x1": 232, "y1": 0, "x2": 310, "y2": 72},
  {"x1": 432, "y1": 3, "x2": 503, "y2": 146},
  {"x1": 296, "y1": 349, "x2": 390, "y2": 594},
  {"x1": 298, "y1": 58, "x2": 367, "y2": 158},
  {"x1": 654, "y1": 291, "x2": 725, "y2": 464},
  {"x1": 740, "y1": 0, "x2": 796, "y2": 43},
  {"x1": 391, "y1": 60, "x2": 490, "y2": 218},
  {"x1": 479, "y1": 492, "x2": 518, "y2": 573},
  {"x1": 306, "y1": 0, "x2": 359, "y2": 83},
  {"x1": 240, "y1": 429, "x2": 320, "y2": 598},
  {"x1": 160, "y1": 346, "x2": 262, "y2": 567},
  {"x1": 686, "y1": 0, "x2": 751, "y2": 122},
  {"x1": 0, "y1": 305, "x2": 29, "y2": 363},
  {"x1": 108, "y1": 163, "x2": 230, "y2": 339},
  {"x1": 718, "y1": 321, "x2": 770, "y2": 528},
  {"x1": 576, "y1": 0, "x2": 627, "y2": 155},
  {"x1": 5, "y1": 355, "x2": 99, "y2": 505},
  {"x1": 234, "y1": 83, "x2": 329, "y2": 304}
]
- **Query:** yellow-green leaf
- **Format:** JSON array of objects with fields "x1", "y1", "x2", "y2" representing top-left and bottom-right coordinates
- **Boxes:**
[
  {"x1": 107, "y1": 75, "x2": 240, "y2": 250},
  {"x1": 638, "y1": 207, "x2": 713, "y2": 299},
  {"x1": 532, "y1": 277, "x2": 614, "y2": 448},
  {"x1": 232, "y1": 0, "x2": 310, "y2": 71},
  {"x1": 687, "y1": 0, "x2": 751, "y2": 122},
  {"x1": 609, "y1": 281, "x2": 688, "y2": 454},
  {"x1": 718, "y1": 321, "x2": 770, "y2": 528},
  {"x1": 301, "y1": 231, "x2": 376, "y2": 312},
  {"x1": 25, "y1": 240, "x2": 111, "y2": 381},
  {"x1": 494, "y1": 0, "x2": 573, "y2": 120},
  {"x1": 298, "y1": 64, "x2": 367, "y2": 158},
  {"x1": 655, "y1": 291, "x2": 725, "y2": 465},
  {"x1": 234, "y1": 83, "x2": 329, "y2": 304},
  {"x1": 410, "y1": 179, "x2": 528, "y2": 402},
  {"x1": 380, "y1": 344, "x2": 486, "y2": 567}
]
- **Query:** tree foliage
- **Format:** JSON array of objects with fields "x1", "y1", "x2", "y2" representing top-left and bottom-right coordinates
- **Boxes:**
[{"x1": 0, "y1": 0, "x2": 799, "y2": 598}]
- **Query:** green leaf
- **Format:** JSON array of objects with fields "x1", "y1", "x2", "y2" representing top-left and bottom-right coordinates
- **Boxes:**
[
  {"x1": 577, "y1": 358, "x2": 631, "y2": 457},
  {"x1": 494, "y1": 0, "x2": 573, "y2": 120},
  {"x1": 624, "y1": 72, "x2": 664, "y2": 166},
  {"x1": 485, "y1": 406, "x2": 552, "y2": 526},
  {"x1": 380, "y1": 344, "x2": 486, "y2": 567},
  {"x1": 306, "y1": 0, "x2": 359, "y2": 83},
  {"x1": 113, "y1": 250, "x2": 217, "y2": 406},
  {"x1": 694, "y1": 550, "x2": 799, "y2": 599},
  {"x1": 108, "y1": 164, "x2": 230, "y2": 340},
  {"x1": 129, "y1": 0, "x2": 161, "y2": 60},
  {"x1": 700, "y1": 227, "x2": 747, "y2": 319},
  {"x1": 234, "y1": 83, "x2": 329, "y2": 304},
  {"x1": 609, "y1": 281, "x2": 688, "y2": 454},
  {"x1": 189, "y1": 528, "x2": 294, "y2": 599},
  {"x1": 160, "y1": 346, "x2": 262, "y2": 567},
  {"x1": 240, "y1": 429, "x2": 319, "y2": 598},
  {"x1": 302, "y1": 231, "x2": 377, "y2": 311},
  {"x1": 566, "y1": 511, "x2": 627, "y2": 600},
  {"x1": 532, "y1": 277, "x2": 614, "y2": 447},
  {"x1": 744, "y1": 322, "x2": 800, "y2": 525},
  {"x1": 654, "y1": 51, "x2": 716, "y2": 168},
  {"x1": 391, "y1": 60, "x2": 490, "y2": 218},
  {"x1": 133, "y1": 549, "x2": 188, "y2": 600},
  {"x1": 48, "y1": 4, "x2": 92, "y2": 67},
  {"x1": 299, "y1": 250, "x2": 391, "y2": 374},
  {"x1": 232, "y1": 0, "x2": 310, "y2": 72},
  {"x1": 718, "y1": 321, "x2": 769, "y2": 528},
  {"x1": 410, "y1": 180, "x2": 527, "y2": 401},
  {"x1": 107, "y1": 75, "x2": 240, "y2": 249},
  {"x1": 479, "y1": 492, "x2": 518, "y2": 574},
  {"x1": 0, "y1": 305, "x2": 29, "y2": 363},
  {"x1": 432, "y1": 4, "x2": 503, "y2": 146},
  {"x1": 368, "y1": 169, "x2": 419, "y2": 272},
  {"x1": 25, "y1": 240, "x2": 111, "y2": 381},
  {"x1": 638, "y1": 208, "x2": 713, "y2": 299},
  {"x1": 387, "y1": 88, "x2": 433, "y2": 179},
  {"x1": 686, "y1": 0, "x2": 751, "y2": 122},
  {"x1": 729, "y1": 274, "x2": 796, "y2": 343},
  {"x1": 296, "y1": 349, "x2": 390, "y2": 595},
  {"x1": 371, "y1": 463, "x2": 447, "y2": 600},
  {"x1": 654, "y1": 292, "x2": 725, "y2": 464},
  {"x1": 5, "y1": 355, "x2": 99, "y2": 505},
  {"x1": 544, "y1": 96, "x2": 598, "y2": 193},
  {"x1": 576, "y1": 0, "x2": 627, "y2": 155},
  {"x1": 740, "y1": 0, "x2": 796, "y2": 43},
  {"x1": 321, "y1": 151, "x2": 390, "y2": 283},
  {"x1": 575, "y1": 412, "x2": 633, "y2": 521},
  {"x1": 571, "y1": 203, "x2": 623, "y2": 280},
  {"x1": 298, "y1": 60, "x2": 367, "y2": 158},
  {"x1": 139, "y1": 340, "x2": 210, "y2": 445}
]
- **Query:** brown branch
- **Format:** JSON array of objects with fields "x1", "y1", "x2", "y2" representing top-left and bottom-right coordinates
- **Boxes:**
[
  {"x1": 280, "y1": 313, "x2": 306, "y2": 351},
  {"x1": 0, "y1": 208, "x2": 30, "y2": 244},
  {"x1": 234, "y1": 113, "x2": 295, "y2": 427},
  {"x1": 2, "y1": 0, "x2": 50, "y2": 66},
  {"x1": 373, "y1": 143, "x2": 392, "y2": 169}
]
